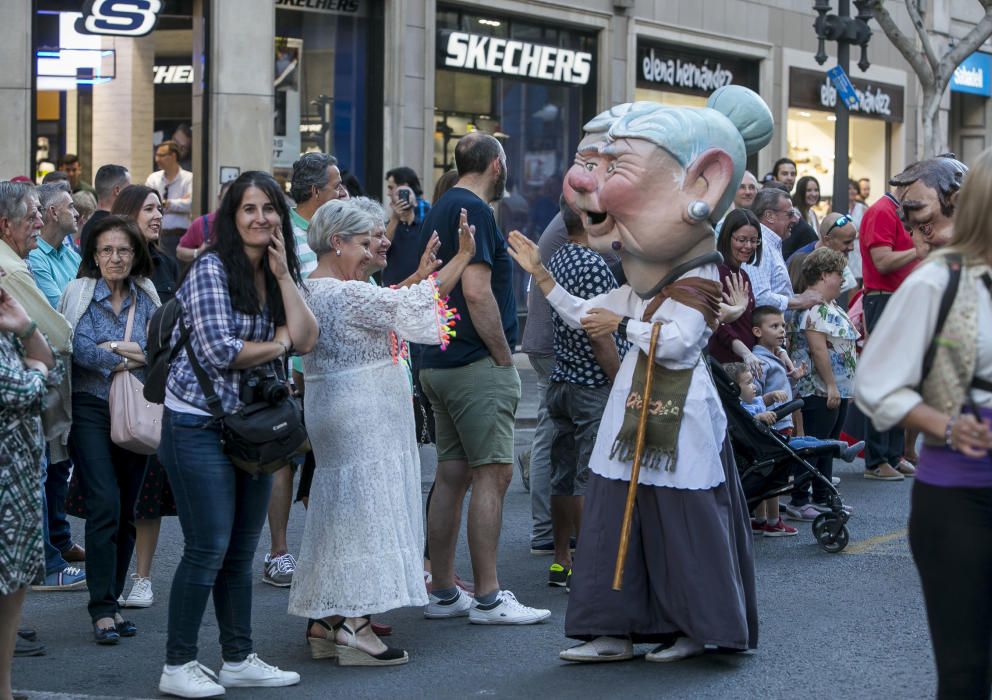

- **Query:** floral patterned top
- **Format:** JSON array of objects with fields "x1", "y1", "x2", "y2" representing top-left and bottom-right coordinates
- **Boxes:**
[{"x1": 791, "y1": 301, "x2": 860, "y2": 399}]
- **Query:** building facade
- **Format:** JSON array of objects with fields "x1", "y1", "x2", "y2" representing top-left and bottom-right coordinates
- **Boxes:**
[{"x1": 4, "y1": 1, "x2": 990, "y2": 220}]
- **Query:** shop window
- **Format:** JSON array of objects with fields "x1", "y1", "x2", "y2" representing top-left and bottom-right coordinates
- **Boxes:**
[
  {"x1": 274, "y1": 6, "x2": 373, "y2": 191},
  {"x1": 787, "y1": 108, "x2": 886, "y2": 211}
]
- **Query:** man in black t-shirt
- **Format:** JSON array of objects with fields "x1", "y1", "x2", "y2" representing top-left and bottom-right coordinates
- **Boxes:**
[{"x1": 419, "y1": 133, "x2": 549, "y2": 625}]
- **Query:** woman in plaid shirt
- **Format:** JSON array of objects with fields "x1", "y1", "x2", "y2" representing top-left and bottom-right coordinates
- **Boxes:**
[{"x1": 157, "y1": 172, "x2": 318, "y2": 698}]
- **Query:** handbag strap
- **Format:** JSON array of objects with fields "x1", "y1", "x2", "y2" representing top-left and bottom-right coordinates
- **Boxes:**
[
  {"x1": 122, "y1": 293, "x2": 137, "y2": 343},
  {"x1": 185, "y1": 340, "x2": 226, "y2": 419}
]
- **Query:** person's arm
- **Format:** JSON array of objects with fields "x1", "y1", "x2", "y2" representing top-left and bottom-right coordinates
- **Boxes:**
[
  {"x1": 176, "y1": 245, "x2": 198, "y2": 263},
  {"x1": 177, "y1": 220, "x2": 205, "y2": 262},
  {"x1": 731, "y1": 339, "x2": 763, "y2": 379},
  {"x1": 462, "y1": 263, "x2": 514, "y2": 366},
  {"x1": 805, "y1": 328, "x2": 840, "y2": 408},
  {"x1": 0, "y1": 287, "x2": 55, "y2": 369},
  {"x1": 3, "y1": 268, "x2": 72, "y2": 353},
  {"x1": 788, "y1": 289, "x2": 825, "y2": 310},
  {"x1": 266, "y1": 227, "x2": 318, "y2": 354},
  {"x1": 589, "y1": 334, "x2": 620, "y2": 382},
  {"x1": 869, "y1": 245, "x2": 920, "y2": 275},
  {"x1": 900, "y1": 402, "x2": 992, "y2": 458},
  {"x1": 73, "y1": 311, "x2": 125, "y2": 376},
  {"x1": 166, "y1": 175, "x2": 193, "y2": 214}
]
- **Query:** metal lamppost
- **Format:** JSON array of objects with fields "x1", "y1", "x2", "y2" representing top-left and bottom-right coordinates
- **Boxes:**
[{"x1": 812, "y1": 0, "x2": 874, "y2": 213}]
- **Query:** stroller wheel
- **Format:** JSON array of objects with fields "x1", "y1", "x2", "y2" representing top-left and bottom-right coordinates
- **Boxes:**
[{"x1": 812, "y1": 513, "x2": 850, "y2": 553}]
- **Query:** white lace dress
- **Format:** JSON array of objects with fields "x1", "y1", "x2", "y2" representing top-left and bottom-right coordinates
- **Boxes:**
[{"x1": 287, "y1": 275, "x2": 455, "y2": 619}]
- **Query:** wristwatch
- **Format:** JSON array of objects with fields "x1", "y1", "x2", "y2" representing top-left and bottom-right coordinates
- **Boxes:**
[
  {"x1": 618, "y1": 316, "x2": 631, "y2": 340},
  {"x1": 110, "y1": 342, "x2": 119, "y2": 353}
]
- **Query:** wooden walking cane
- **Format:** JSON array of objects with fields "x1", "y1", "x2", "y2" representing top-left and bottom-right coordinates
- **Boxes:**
[{"x1": 612, "y1": 321, "x2": 663, "y2": 591}]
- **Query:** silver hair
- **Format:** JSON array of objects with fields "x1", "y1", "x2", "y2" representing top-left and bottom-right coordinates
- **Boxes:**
[
  {"x1": 37, "y1": 181, "x2": 71, "y2": 214},
  {"x1": 290, "y1": 152, "x2": 338, "y2": 204},
  {"x1": 751, "y1": 187, "x2": 790, "y2": 221},
  {"x1": 583, "y1": 103, "x2": 636, "y2": 134},
  {"x1": 601, "y1": 86, "x2": 774, "y2": 221},
  {"x1": 0, "y1": 181, "x2": 34, "y2": 222},
  {"x1": 349, "y1": 196, "x2": 388, "y2": 227},
  {"x1": 307, "y1": 199, "x2": 375, "y2": 257},
  {"x1": 742, "y1": 170, "x2": 758, "y2": 185}
]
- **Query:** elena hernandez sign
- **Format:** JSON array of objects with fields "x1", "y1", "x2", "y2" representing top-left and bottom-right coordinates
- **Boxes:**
[
  {"x1": 789, "y1": 67, "x2": 905, "y2": 122},
  {"x1": 438, "y1": 31, "x2": 592, "y2": 86},
  {"x1": 635, "y1": 43, "x2": 759, "y2": 96}
]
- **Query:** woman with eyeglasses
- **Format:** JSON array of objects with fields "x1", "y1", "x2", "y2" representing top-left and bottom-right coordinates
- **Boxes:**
[
  {"x1": 58, "y1": 216, "x2": 160, "y2": 645},
  {"x1": 710, "y1": 209, "x2": 762, "y2": 371}
]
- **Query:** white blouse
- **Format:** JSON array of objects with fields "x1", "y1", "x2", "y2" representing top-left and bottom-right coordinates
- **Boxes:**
[
  {"x1": 545, "y1": 265, "x2": 727, "y2": 490},
  {"x1": 854, "y1": 259, "x2": 992, "y2": 432}
]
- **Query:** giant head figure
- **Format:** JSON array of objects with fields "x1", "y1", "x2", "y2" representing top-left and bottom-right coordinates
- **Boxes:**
[
  {"x1": 564, "y1": 86, "x2": 773, "y2": 297},
  {"x1": 890, "y1": 154, "x2": 967, "y2": 251}
]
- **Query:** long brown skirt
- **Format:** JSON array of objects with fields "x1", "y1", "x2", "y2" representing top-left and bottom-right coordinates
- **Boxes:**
[{"x1": 564, "y1": 439, "x2": 758, "y2": 649}]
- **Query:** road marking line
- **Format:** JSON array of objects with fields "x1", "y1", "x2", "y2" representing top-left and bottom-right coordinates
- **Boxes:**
[{"x1": 842, "y1": 528, "x2": 908, "y2": 555}]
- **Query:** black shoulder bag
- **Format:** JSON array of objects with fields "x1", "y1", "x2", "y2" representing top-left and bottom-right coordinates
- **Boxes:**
[{"x1": 185, "y1": 340, "x2": 310, "y2": 477}]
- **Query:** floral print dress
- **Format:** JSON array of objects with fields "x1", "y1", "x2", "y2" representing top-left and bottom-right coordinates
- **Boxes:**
[
  {"x1": 0, "y1": 331, "x2": 63, "y2": 594},
  {"x1": 791, "y1": 301, "x2": 861, "y2": 399}
]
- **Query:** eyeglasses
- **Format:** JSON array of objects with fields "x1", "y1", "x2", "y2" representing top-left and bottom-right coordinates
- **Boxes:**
[
  {"x1": 731, "y1": 235, "x2": 761, "y2": 247},
  {"x1": 823, "y1": 215, "x2": 852, "y2": 237},
  {"x1": 97, "y1": 246, "x2": 134, "y2": 259}
]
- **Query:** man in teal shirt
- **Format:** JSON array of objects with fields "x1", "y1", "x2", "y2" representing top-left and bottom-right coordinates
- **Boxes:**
[{"x1": 29, "y1": 182, "x2": 80, "y2": 308}]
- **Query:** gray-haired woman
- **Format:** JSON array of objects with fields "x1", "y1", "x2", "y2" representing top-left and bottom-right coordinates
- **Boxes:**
[{"x1": 287, "y1": 198, "x2": 474, "y2": 666}]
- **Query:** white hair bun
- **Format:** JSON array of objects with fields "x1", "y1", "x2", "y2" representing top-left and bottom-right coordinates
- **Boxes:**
[{"x1": 707, "y1": 85, "x2": 773, "y2": 156}]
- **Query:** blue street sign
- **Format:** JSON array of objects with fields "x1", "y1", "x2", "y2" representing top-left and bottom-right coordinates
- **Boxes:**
[
  {"x1": 951, "y1": 52, "x2": 992, "y2": 97},
  {"x1": 827, "y1": 66, "x2": 859, "y2": 109}
]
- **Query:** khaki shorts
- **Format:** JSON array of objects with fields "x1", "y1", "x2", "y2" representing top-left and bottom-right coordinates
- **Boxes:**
[{"x1": 420, "y1": 356, "x2": 521, "y2": 467}]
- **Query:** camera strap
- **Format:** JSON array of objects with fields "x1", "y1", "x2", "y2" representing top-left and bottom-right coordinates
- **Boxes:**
[{"x1": 184, "y1": 339, "x2": 226, "y2": 419}]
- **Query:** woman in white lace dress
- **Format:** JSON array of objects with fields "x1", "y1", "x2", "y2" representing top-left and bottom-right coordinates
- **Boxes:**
[{"x1": 288, "y1": 199, "x2": 474, "y2": 666}]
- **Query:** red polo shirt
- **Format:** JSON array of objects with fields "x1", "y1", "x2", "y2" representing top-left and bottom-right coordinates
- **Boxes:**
[{"x1": 859, "y1": 193, "x2": 918, "y2": 292}]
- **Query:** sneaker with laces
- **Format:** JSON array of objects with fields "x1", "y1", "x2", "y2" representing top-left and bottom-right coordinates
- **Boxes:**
[
  {"x1": 424, "y1": 589, "x2": 472, "y2": 619},
  {"x1": 218, "y1": 653, "x2": 300, "y2": 688},
  {"x1": 750, "y1": 518, "x2": 766, "y2": 535},
  {"x1": 31, "y1": 565, "x2": 86, "y2": 591},
  {"x1": 469, "y1": 590, "x2": 551, "y2": 625},
  {"x1": 158, "y1": 661, "x2": 225, "y2": 698},
  {"x1": 262, "y1": 553, "x2": 296, "y2": 587},
  {"x1": 124, "y1": 574, "x2": 154, "y2": 608},
  {"x1": 761, "y1": 518, "x2": 799, "y2": 537},
  {"x1": 548, "y1": 563, "x2": 569, "y2": 587}
]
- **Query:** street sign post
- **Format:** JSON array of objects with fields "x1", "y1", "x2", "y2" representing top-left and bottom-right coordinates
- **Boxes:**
[{"x1": 827, "y1": 65, "x2": 859, "y2": 109}]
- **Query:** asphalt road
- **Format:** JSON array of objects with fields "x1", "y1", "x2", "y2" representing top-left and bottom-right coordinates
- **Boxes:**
[{"x1": 13, "y1": 381, "x2": 935, "y2": 699}]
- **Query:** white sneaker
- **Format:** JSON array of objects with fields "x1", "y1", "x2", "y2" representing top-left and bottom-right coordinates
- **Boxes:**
[
  {"x1": 469, "y1": 590, "x2": 551, "y2": 625},
  {"x1": 158, "y1": 661, "x2": 225, "y2": 698},
  {"x1": 262, "y1": 553, "x2": 296, "y2": 587},
  {"x1": 124, "y1": 574, "x2": 153, "y2": 608},
  {"x1": 424, "y1": 589, "x2": 472, "y2": 619},
  {"x1": 217, "y1": 653, "x2": 300, "y2": 688}
]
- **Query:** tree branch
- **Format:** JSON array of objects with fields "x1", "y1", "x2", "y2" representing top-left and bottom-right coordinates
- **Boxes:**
[
  {"x1": 938, "y1": 7, "x2": 992, "y2": 84},
  {"x1": 870, "y1": 0, "x2": 934, "y2": 82},
  {"x1": 904, "y1": 0, "x2": 941, "y2": 74}
]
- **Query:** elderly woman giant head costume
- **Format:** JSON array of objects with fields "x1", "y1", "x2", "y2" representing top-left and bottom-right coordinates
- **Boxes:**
[{"x1": 564, "y1": 86, "x2": 773, "y2": 298}]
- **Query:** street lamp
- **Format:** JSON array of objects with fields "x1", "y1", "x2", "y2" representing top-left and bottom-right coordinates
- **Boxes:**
[{"x1": 812, "y1": 0, "x2": 873, "y2": 213}]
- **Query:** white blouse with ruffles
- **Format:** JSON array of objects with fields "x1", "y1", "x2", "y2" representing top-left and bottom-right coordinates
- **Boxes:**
[{"x1": 545, "y1": 264, "x2": 727, "y2": 490}]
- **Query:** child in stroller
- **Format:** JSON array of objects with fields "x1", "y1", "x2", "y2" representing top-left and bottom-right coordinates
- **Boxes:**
[{"x1": 717, "y1": 360, "x2": 862, "y2": 551}]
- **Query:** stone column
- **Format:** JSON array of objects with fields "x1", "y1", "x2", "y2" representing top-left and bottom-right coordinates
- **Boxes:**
[
  {"x1": 0, "y1": 3, "x2": 33, "y2": 177},
  {"x1": 91, "y1": 35, "x2": 156, "y2": 183},
  {"x1": 203, "y1": 0, "x2": 274, "y2": 204}
]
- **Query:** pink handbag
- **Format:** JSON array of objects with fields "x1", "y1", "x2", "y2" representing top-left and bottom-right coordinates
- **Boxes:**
[{"x1": 108, "y1": 295, "x2": 163, "y2": 455}]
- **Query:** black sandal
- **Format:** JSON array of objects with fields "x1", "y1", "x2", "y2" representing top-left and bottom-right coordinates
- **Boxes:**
[
  {"x1": 93, "y1": 623, "x2": 120, "y2": 645},
  {"x1": 334, "y1": 618, "x2": 408, "y2": 667}
]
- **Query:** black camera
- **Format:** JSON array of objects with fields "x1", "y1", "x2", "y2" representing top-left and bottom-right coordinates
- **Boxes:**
[{"x1": 241, "y1": 368, "x2": 290, "y2": 405}]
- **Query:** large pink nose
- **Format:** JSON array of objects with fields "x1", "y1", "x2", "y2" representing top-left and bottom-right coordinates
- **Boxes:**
[{"x1": 567, "y1": 166, "x2": 596, "y2": 194}]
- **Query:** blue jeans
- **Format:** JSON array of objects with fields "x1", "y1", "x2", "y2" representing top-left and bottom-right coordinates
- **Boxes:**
[
  {"x1": 43, "y1": 454, "x2": 73, "y2": 572},
  {"x1": 39, "y1": 453, "x2": 68, "y2": 575},
  {"x1": 159, "y1": 409, "x2": 273, "y2": 665}
]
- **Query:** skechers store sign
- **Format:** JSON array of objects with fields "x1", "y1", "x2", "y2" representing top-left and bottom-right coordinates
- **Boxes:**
[
  {"x1": 635, "y1": 43, "x2": 759, "y2": 96},
  {"x1": 439, "y1": 31, "x2": 592, "y2": 85}
]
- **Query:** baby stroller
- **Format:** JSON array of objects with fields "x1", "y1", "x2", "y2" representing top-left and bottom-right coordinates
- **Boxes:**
[{"x1": 708, "y1": 356, "x2": 851, "y2": 553}]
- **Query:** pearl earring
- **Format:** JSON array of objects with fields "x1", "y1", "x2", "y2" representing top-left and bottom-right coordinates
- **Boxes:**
[
  {"x1": 687, "y1": 200, "x2": 711, "y2": 223},
  {"x1": 335, "y1": 249, "x2": 341, "y2": 256}
]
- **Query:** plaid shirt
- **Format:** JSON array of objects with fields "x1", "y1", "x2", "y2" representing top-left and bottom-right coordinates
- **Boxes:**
[
  {"x1": 742, "y1": 223, "x2": 793, "y2": 311},
  {"x1": 166, "y1": 253, "x2": 276, "y2": 414}
]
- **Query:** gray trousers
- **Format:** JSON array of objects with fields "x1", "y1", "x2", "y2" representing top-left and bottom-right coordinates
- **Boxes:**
[{"x1": 528, "y1": 354, "x2": 554, "y2": 547}]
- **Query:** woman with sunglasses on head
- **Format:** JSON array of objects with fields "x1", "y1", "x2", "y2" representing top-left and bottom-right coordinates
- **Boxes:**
[{"x1": 59, "y1": 216, "x2": 160, "y2": 645}]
